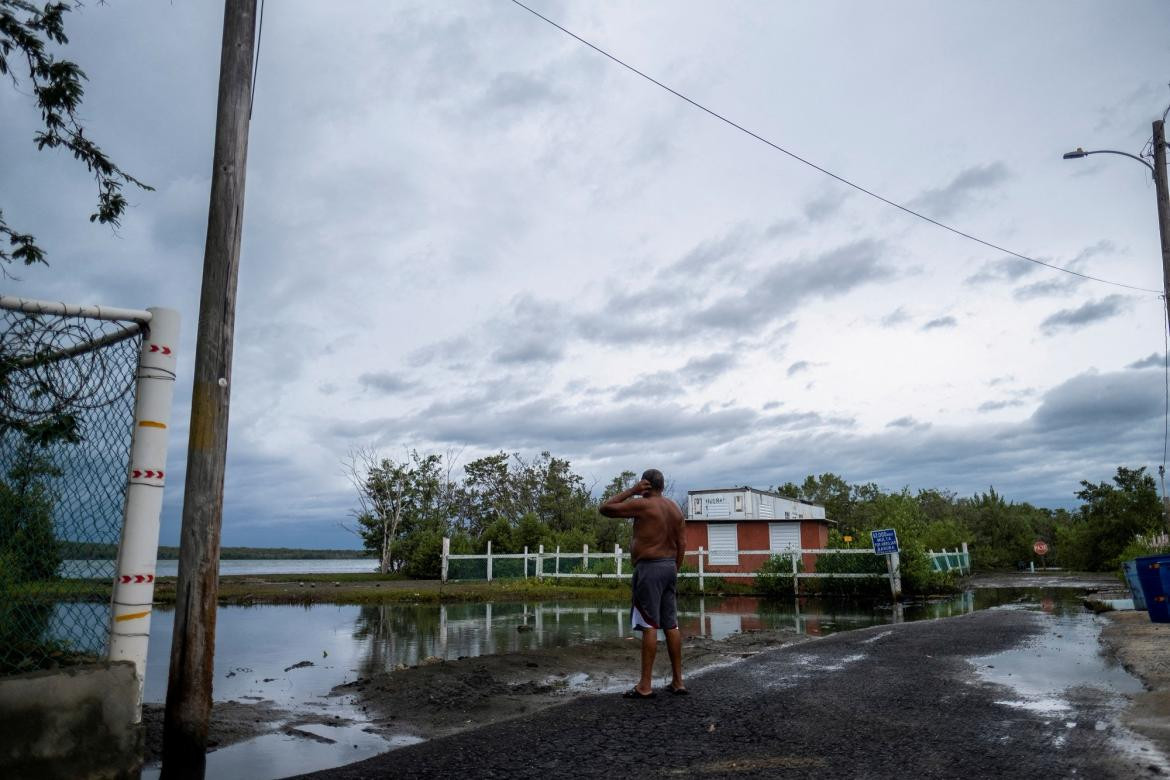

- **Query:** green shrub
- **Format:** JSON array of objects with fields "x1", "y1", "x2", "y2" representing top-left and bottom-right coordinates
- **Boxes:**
[{"x1": 754, "y1": 554, "x2": 799, "y2": 598}]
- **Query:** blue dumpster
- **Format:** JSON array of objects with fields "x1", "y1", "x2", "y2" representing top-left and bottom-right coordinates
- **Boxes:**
[
  {"x1": 1123, "y1": 559, "x2": 1148, "y2": 610},
  {"x1": 1136, "y1": 554, "x2": 1170, "y2": 622}
]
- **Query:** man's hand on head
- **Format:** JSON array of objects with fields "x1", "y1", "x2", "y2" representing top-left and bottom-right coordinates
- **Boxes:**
[{"x1": 633, "y1": 479, "x2": 653, "y2": 497}]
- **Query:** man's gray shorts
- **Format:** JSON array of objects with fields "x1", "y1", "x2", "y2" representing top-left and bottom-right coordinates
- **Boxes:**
[{"x1": 630, "y1": 558, "x2": 678, "y2": 631}]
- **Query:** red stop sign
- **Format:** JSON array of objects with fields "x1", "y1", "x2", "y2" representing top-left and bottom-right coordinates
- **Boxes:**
[{"x1": 1033, "y1": 540, "x2": 1049, "y2": 556}]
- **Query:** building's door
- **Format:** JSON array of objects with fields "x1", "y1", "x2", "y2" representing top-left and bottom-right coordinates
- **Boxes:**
[
  {"x1": 707, "y1": 524, "x2": 738, "y2": 566},
  {"x1": 768, "y1": 522, "x2": 801, "y2": 553}
]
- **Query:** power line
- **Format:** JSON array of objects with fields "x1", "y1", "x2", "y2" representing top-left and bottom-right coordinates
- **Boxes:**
[
  {"x1": 509, "y1": 0, "x2": 1163, "y2": 296},
  {"x1": 249, "y1": 0, "x2": 266, "y2": 120}
]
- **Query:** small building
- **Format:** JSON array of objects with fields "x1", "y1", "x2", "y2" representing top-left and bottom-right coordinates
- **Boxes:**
[{"x1": 685, "y1": 487, "x2": 831, "y2": 574}]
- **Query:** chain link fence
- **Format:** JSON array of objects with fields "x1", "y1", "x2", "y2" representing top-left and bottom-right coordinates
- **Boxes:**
[{"x1": 1, "y1": 302, "x2": 143, "y2": 674}]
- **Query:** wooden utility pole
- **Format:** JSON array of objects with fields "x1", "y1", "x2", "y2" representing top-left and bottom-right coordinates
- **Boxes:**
[
  {"x1": 161, "y1": 1, "x2": 257, "y2": 777},
  {"x1": 1153, "y1": 120, "x2": 1170, "y2": 535}
]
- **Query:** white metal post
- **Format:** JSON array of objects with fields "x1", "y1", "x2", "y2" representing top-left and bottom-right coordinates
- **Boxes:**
[
  {"x1": 887, "y1": 552, "x2": 902, "y2": 599},
  {"x1": 583, "y1": 543, "x2": 588, "y2": 575},
  {"x1": 537, "y1": 544, "x2": 544, "y2": 580},
  {"x1": 614, "y1": 543, "x2": 620, "y2": 578},
  {"x1": 524, "y1": 545, "x2": 529, "y2": 579},
  {"x1": 555, "y1": 546, "x2": 560, "y2": 579},
  {"x1": 616, "y1": 545, "x2": 622, "y2": 578},
  {"x1": 108, "y1": 307, "x2": 179, "y2": 719},
  {"x1": 441, "y1": 536, "x2": 450, "y2": 582},
  {"x1": 698, "y1": 546, "x2": 705, "y2": 592},
  {"x1": 486, "y1": 540, "x2": 493, "y2": 582},
  {"x1": 961, "y1": 542, "x2": 969, "y2": 574}
]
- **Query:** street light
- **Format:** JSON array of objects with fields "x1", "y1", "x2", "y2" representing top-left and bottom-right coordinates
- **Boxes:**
[
  {"x1": 1061, "y1": 146, "x2": 1155, "y2": 173},
  {"x1": 1065, "y1": 120, "x2": 1170, "y2": 533},
  {"x1": 1063, "y1": 118, "x2": 1170, "y2": 337}
]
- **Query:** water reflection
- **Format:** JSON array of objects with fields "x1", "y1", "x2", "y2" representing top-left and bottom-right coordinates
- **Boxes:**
[
  {"x1": 344, "y1": 590, "x2": 985, "y2": 677},
  {"x1": 136, "y1": 588, "x2": 1074, "y2": 705}
]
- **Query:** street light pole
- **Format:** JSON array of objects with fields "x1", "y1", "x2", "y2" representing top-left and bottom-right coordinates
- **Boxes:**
[
  {"x1": 1065, "y1": 118, "x2": 1170, "y2": 533},
  {"x1": 1152, "y1": 119, "x2": 1170, "y2": 332}
]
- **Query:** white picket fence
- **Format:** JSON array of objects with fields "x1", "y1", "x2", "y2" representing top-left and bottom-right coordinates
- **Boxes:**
[
  {"x1": 927, "y1": 544, "x2": 971, "y2": 574},
  {"x1": 440, "y1": 538, "x2": 904, "y2": 597}
]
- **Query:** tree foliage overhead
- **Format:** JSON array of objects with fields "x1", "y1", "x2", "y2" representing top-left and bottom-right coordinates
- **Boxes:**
[{"x1": 0, "y1": 1, "x2": 151, "y2": 272}]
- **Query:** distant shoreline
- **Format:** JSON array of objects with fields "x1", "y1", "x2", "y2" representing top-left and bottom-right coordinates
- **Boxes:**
[{"x1": 57, "y1": 541, "x2": 374, "y2": 561}]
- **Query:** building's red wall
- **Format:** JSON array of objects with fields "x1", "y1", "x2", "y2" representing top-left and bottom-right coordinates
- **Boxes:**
[
  {"x1": 800, "y1": 522, "x2": 829, "y2": 572},
  {"x1": 686, "y1": 520, "x2": 832, "y2": 575}
]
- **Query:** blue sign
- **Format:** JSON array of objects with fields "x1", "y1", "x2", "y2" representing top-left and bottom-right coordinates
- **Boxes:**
[{"x1": 871, "y1": 528, "x2": 899, "y2": 554}]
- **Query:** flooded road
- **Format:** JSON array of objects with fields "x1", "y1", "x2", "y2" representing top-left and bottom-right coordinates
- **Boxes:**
[{"x1": 135, "y1": 586, "x2": 1146, "y2": 779}]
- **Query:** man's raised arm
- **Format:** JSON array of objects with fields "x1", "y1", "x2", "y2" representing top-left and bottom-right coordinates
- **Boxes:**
[{"x1": 599, "y1": 479, "x2": 652, "y2": 518}]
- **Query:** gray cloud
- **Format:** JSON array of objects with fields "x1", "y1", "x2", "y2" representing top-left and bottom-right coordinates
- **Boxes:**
[
  {"x1": 787, "y1": 360, "x2": 813, "y2": 377},
  {"x1": 613, "y1": 372, "x2": 684, "y2": 401},
  {"x1": 358, "y1": 371, "x2": 417, "y2": 395},
  {"x1": 492, "y1": 338, "x2": 564, "y2": 365},
  {"x1": 1128, "y1": 353, "x2": 1163, "y2": 370},
  {"x1": 908, "y1": 162, "x2": 1010, "y2": 219},
  {"x1": 886, "y1": 416, "x2": 927, "y2": 429},
  {"x1": 682, "y1": 352, "x2": 738, "y2": 384},
  {"x1": 965, "y1": 256, "x2": 1036, "y2": 286},
  {"x1": 691, "y1": 239, "x2": 897, "y2": 333},
  {"x1": 922, "y1": 316, "x2": 957, "y2": 331},
  {"x1": 477, "y1": 71, "x2": 561, "y2": 112},
  {"x1": 1013, "y1": 276, "x2": 1082, "y2": 300},
  {"x1": 880, "y1": 307, "x2": 911, "y2": 328},
  {"x1": 1031, "y1": 369, "x2": 1160, "y2": 432},
  {"x1": 977, "y1": 399, "x2": 1025, "y2": 413},
  {"x1": 803, "y1": 190, "x2": 849, "y2": 223},
  {"x1": 1040, "y1": 295, "x2": 1128, "y2": 335}
]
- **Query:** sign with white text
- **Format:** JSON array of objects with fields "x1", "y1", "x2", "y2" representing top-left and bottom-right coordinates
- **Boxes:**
[{"x1": 871, "y1": 528, "x2": 900, "y2": 555}]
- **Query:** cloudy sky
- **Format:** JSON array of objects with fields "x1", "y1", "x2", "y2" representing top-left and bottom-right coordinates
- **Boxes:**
[{"x1": 3, "y1": 1, "x2": 1170, "y2": 547}]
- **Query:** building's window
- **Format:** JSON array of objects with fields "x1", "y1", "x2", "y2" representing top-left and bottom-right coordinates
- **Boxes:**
[
  {"x1": 693, "y1": 497, "x2": 703, "y2": 515},
  {"x1": 784, "y1": 511, "x2": 790, "y2": 519}
]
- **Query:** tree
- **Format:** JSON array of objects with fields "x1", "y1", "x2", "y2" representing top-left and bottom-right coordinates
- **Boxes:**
[
  {"x1": 1, "y1": 1, "x2": 150, "y2": 274},
  {"x1": 0, "y1": 441, "x2": 62, "y2": 583},
  {"x1": 344, "y1": 449, "x2": 448, "y2": 574},
  {"x1": 1059, "y1": 466, "x2": 1162, "y2": 571}
]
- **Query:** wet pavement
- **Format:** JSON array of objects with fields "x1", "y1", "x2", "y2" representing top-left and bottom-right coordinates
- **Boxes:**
[{"x1": 292, "y1": 601, "x2": 1167, "y2": 780}]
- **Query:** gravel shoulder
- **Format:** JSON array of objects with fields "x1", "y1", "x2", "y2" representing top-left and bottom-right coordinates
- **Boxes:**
[{"x1": 1100, "y1": 610, "x2": 1170, "y2": 758}]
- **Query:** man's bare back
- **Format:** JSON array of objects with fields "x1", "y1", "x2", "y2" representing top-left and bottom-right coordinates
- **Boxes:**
[{"x1": 599, "y1": 479, "x2": 686, "y2": 567}]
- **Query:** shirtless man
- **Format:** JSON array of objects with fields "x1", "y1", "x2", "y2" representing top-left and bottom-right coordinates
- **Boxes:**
[{"x1": 599, "y1": 468, "x2": 687, "y2": 698}]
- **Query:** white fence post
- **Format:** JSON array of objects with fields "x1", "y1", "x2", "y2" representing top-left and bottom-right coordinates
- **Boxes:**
[
  {"x1": 791, "y1": 550, "x2": 799, "y2": 596},
  {"x1": 109, "y1": 306, "x2": 179, "y2": 719},
  {"x1": 441, "y1": 536, "x2": 450, "y2": 582},
  {"x1": 583, "y1": 543, "x2": 588, "y2": 575},
  {"x1": 524, "y1": 545, "x2": 529, "y2": 580},
  {"x1": 486, "y1": 540, "x2": 493, "y2": 582},
  {"x1": 888, "y1": 551, "x2": 902, "y2": 599},
  {"x1": 555, "y1": 546, "x2": 561, "y2": 578},
  {"x1": 616, "y1": 545, "x2": 623, "y2": 578},
  {"x1": 698, "y1": 546, "x2": 705, "y2": 593},
  {"x1": 614, "y1": 543, "x2": 620, "y2": 578},
  {"x1": 537, "y1": 544, "x2": 544, "y2": 580},
  {"x1": 961, "y1": 542, "x2": 969, "y2": 574}
]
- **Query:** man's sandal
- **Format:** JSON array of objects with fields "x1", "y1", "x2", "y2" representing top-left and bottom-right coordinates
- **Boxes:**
[{"x1": 622, "y1": 686, "x2": 656, "y2": 699}]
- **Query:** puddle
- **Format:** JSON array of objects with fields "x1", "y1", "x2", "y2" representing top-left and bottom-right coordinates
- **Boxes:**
[{"x1": 140, "y1": 722, "x2": 421, "y2": 780}]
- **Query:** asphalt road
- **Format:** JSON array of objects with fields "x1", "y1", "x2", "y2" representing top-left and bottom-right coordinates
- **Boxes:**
[{"x1": 294, "y1": 609, "x2": 1159, "y2": 779}]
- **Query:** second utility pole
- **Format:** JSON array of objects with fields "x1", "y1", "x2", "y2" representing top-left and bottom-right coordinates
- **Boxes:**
[{"x1": 160, "y1": 1, "x2": 257, "y2": 778}]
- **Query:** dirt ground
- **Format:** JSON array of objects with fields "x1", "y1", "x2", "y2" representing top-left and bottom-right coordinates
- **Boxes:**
[
  {"x1": 1100, "y1": 610, "x2": 1170, "y2": 757},
  {"x1": 329, "y1": 628, "x2": 812, "y2": 742}
]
